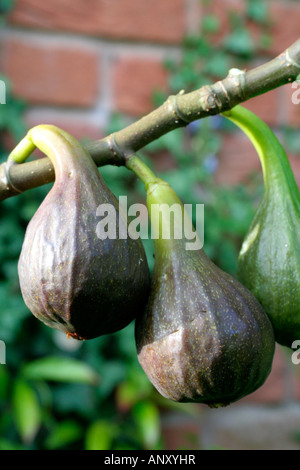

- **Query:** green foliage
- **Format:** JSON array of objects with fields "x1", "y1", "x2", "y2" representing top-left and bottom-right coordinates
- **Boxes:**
[
  {"x1": 85, "y1": 420, "x2": 116, "y2": 450},
  {"x1": 12, "y1": 379, "x2": 42, "y2": 444},
  {"x1": 246, "y1": 0, "x2": 270, "y2": 25},
  {"x1": 283, "y1": 126, "x2": 300, "y2": 155},
  {"x1": 0, "y1": 77, "x2": 27, "y2": 140},
  {"x1": 21, "y1": 356, "x2": 100, "y2": 385},
  {"x1": 45, "y1": 420, "x2": 83, "y2": 450},
  {"x1": 132, "y1": 400, "x2": 162, "y2": 450},
  {"x1": 0, "y1": 0, "x2": 14, "y2": 26}
]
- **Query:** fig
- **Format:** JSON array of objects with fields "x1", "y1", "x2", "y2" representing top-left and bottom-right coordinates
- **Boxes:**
[
  {"x1": 9, "y1": 125, "x2": 150, "y2": 340},
  {"x1": 223, "y1": 106, "x2": 300, "y2": 348},
  {"x1": 127, "y1": 155, "x2": 275, "y2": 407}
]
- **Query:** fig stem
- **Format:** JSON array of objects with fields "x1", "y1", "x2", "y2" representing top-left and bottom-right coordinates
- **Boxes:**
[
  {"x1": 8, "y1": 133, "x2": 36, "y2": 164},
  {"x1": 222, "y1": 106, "x2": 300, "y2": 199},
  {"x1": 7, "y1": 125, "x2": 101, "y2": 191},
  {"x1": 126, "y1": 154, "x2": 196, "y2": 252},
  {"x1": 126, "y1": 154, "x2": 158, "y2": 188}
]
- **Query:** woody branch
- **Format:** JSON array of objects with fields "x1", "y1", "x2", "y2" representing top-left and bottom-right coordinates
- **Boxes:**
[{"x1": 0, "y1": 38, "x2": 300, "y2": 202}]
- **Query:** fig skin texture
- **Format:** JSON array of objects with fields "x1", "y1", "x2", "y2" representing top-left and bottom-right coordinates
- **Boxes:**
[
  {"x1": 17, "y1": 126, "x2": 150, "y2": 340},
  {"x1": 223, "y1": 106, "x2": 300, "y2": 349},
  {"x1": 135, "y1": 179, "x2": 275, "y2": 407},
  {"x1": 237, "y1": 194, "x2": 300, "y2": 349}
]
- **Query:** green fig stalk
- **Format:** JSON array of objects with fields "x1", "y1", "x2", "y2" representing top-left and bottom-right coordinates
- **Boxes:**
[
  {"x1": 222, "y1": 105, "x2": 300, "y2": 348},
  {"x1": 10, "y1": 125, "x2": 150, "y2": 340},
  {"x1": 127, "y1": 154, "x2": 275, "y2": 407}
]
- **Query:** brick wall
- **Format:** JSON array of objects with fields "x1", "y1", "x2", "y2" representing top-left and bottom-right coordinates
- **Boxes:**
[{"x1": 1, "y1": 0, "x2": 300, "y2": 451}]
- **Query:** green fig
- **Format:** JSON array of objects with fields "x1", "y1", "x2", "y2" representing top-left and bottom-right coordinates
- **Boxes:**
[
  {"x1": 223, "y1": 106, "x2": 300, "y2": 348},
  {"x1": 9, "y1": 125, "x2": 150, "y2": 340},
  {"x1": 127, "y1": 155, "x2": 275, "y2": 407}
]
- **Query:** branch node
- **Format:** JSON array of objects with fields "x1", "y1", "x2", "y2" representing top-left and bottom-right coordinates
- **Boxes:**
[
  {"x1": 198, "y1": 82, "x2": 233, "y2": 113},
  {"x1": 286, "y1": 47, "x2": 300, "y2": 71},
  {"x1": 106, "y1": 133, "x2": 127, "y2": 163},
  {"x1": 206, "y1": 82, "x2": 227, "y2": 112},
  {"x1": 167, "y1": 94, "x2": 190, "y2": 124},
  {"x1": 2, "y1": 161, "x2": 23, "y2": 194},
  {"x1": 228, "y1": 68, "x2": 247, "y2": 101}
]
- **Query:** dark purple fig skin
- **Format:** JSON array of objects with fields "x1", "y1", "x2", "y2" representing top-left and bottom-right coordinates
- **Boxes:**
[
  {"x1": 18, "y1": 126, "x2": 150, "y2": 340},
  {"x1": 135, "y1": 237, "x2": 275, "y2": 407}
]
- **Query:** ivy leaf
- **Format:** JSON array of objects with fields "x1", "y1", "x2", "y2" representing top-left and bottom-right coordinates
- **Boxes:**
[
  {"x1": 203, "y1": 52, "x2": 230, "y2": 79},
  {"x1": 202, "y1": 14, "x2": 220, "y2": 34},
  {"x1": 224, "y1": 29, "x2": 255, "y2": 58},
  {"x1": 246, "y1": 0, "x2": 270, "y2": 25}
]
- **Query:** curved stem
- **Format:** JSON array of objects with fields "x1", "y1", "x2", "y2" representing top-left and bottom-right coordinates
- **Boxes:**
[
  {"x1": 125, "y1": 154, "x2": 158, "y2": 188},
  {"x1": 7, "y1": 125, "x2": 97, "y2": 185},
  {"x1": 222, "y1": 105, "x2": 300, "y2": 200},
  {"x1": 8, "y1": 134, "x2": 36, "y2": 164}
]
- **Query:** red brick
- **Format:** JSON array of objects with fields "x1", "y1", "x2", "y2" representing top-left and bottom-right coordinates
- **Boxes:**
[
  {"x1": 214, "y1": 131, "x2": 262, "y2": 186},
  {"x1": 267, "y1": 2, "x2": 300, "y2": 56},
  {"x1": 243, "y1": 87, "x2": 280, "y2": 128},
  {"x1": 9, "y1": 0, "x2": 185, "y2": 44},
  {"x1": 290, "y1": 357, "x2": 300, "y2": 401},
  {"x1": 202, "y1": 0, "x2": 299, "y2": 58},
  {"x1": 148, "y1": 149, "x2": 177, "y2": 173},
  {"x1": 1, "y1": 39, "x2": 99, "y2": 107},
  {"x1": 287, "y1": 155, "x2": 300, "y2": 189},
  {"x1": 10, "y1": 111, "x2": 103, "y2": 161},
  {"x1": 161, "y1": 416, "x2": 201, "y2": 450},
  {"x1": 1, "y1": 114, "x2": 103, "y2": 158},
  {"x1": 112, "y1": 57, "x2": 168, "y2": 116},
  {"x1": 215, "y1": 128, "x2": 300, "y2": 188},
  {"x1": 202, "y1": 0, "x2": 245, "y2": 44},
  {"x1": 25, "y1": 111, "x2": 104, "y2": 142}
]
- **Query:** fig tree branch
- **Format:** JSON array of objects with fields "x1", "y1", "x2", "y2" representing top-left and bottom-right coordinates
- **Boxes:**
[{"x1": 1, "y1": 39, "x2": 300, "y2": 202}]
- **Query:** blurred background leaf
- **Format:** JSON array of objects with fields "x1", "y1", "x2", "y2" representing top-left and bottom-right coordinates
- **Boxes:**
[
  {"x1": 21, "y1": 356, "x2": 100, "y2": 385},
  {"x1": 85, "y1": 420, "x2": 116, "y2": 450},
  {"x1": 44, "y1": 420, "x2": 83, "y2": 450},
  {"x1": 12, "y1": 379, "x2": 42, "y2": 444},
  {"x1": 132, "y1": 400, "x2": 162, "y2": 450}
]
